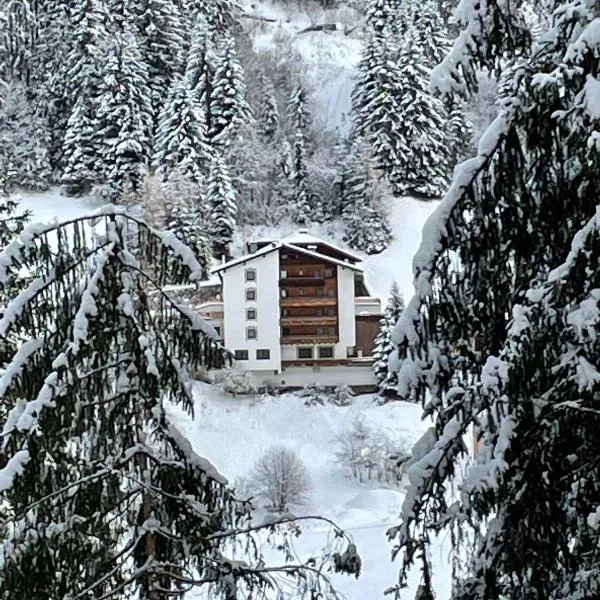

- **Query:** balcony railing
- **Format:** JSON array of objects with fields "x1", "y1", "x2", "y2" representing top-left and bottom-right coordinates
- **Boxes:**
[
  {"x1": 280, "y1": 297, "x2": 337, "y2": 307},
  {"x1": 280, "y1": 316, "x2": 337, "y2": 326},
  {"x1": 280, "y1": 276, "x2": 325, "y2": 286},
  {"x1": 280, "y1": 335, "x2": 338, "y2": 345}
]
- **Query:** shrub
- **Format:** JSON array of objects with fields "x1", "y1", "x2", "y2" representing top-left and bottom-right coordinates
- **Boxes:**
[
  {"x1": 334, "y1": 418, "x2": 411, "y2": 485},
  {"x1": 216, "y1": 365, "x2": 256, "y2": 396},
  {"x1": 249, "y1": 446, "x2": 311, "y2": 512}
]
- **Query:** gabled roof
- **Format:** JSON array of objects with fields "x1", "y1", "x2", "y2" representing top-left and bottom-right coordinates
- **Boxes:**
[
  {"x1": 252, "y1": 230, "x2": 363, "y2": 263},
  {"x1": 212, "y1": 241, "x2": 363, "y2": 275}
]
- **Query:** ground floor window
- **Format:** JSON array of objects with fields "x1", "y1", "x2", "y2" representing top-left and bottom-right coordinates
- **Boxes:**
[
  {"x1": 256, "y1": 349, "x2": 270, "y2": 360},
  {"x1": 318, "y1": 346, "x2": 334, "y2": 359},
  {"x1": 234, "y1": 349, "x2": 249, "y2": 360},
  {"x1": 297, "y1": 347, "x2": 313, "y2": 359}
]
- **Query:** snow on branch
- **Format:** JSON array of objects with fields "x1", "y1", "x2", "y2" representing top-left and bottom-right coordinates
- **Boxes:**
[
  {"x1": 392, "y1": 113, "x2": 511, "y2": 349},
  {"x1": 0, "y1": 450, "x2": 30, "y2": 493}
]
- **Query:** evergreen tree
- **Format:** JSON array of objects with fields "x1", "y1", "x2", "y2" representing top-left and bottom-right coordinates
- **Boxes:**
[
  {"x1": 446, "y1": 101, "x2": 475, "y2": 165},
  {"x1": 188, "y1": 0, "x2": 241, "y2": 32},
  {"x1": 372, "y1": 282, "x2": 404, "y2": 396},
  {"x1": 94, "y1": 31, "x2": 154, "y2": 199},
  {"x1": 258, "y1": 74, "x2": 279, "y2": 141},
  {"x1": 409, "y1": 0, "x2": 451, "y2": 68},
  {"x1": 209, "y1": 34, "x2": 251, "y2": 148},
  {"x1": 59, "y1": 0, "x2": 111, "y2": 188},
  {"x1": 0, "y1": 211, "x2": 360, "y2": 598},
  {"x1": 351, "y1": 36, "x2": 407, "y2": 191},
  {"x1": 161, "y1": 169, "x2": 214, "y2": 266},
  {"x1": 153, "y1": 75, "x2": 211, "y2": 184},
  {"x1": 365, "y1": 0, "x2": 400, "y2": 37},
  {"x1": 389, "y1": 1, "x2": 600, "y2": 597},
  {"x1": 340, "y1": 142, "x2": 392, "y2": 254},
  {"x1": 387, "y1": 29, "x2": 448, "y2": 197},
  {"x1": 0, "y1": 82, "x2": 51, "y2": 191},
  {"x1": 129, "y1": 0, "x2": 185, "y2": 118},
  {"x1": 0, "y1": 185, "x2": 28, "y2": 368},
  {"x1": 206, "y1": 153, "x2": 237, "y2": 258},
  {"x1": 185, "y1": 19, "x2": 215, "y2": 132},
  {"x1": 288, "y1": 85, "x2": 312, "y2": 224}
]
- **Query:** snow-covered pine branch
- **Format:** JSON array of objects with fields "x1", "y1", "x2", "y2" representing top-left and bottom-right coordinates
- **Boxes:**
[
  {"x1": 0, "y1": 207, "x2": 360, "y2": 599},
  {"x1": 389, "y1": 1, "x2": 600, "y2": 597}
]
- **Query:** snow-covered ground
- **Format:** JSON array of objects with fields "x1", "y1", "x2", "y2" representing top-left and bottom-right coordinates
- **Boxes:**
[{"x1": 168, "y1": 384, "x2": 452, "y2": 600}]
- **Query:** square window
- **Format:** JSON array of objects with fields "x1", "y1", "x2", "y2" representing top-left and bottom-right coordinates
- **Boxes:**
[
  {"x1": 316, "y1": 327, "x2": 324, "y2": 336},
  {"x1": 328, "y1": 288, "x2": 335, "y2": 297},
  {"x1": 247, "y1": 327, "x2": 257, "y2": 340},
  {"x1": 246, "y1": 288, "x2": 256, "y2": 301},
  {"x1": 246, "y1": 308, "x2": 257, "y2": 320},
  {"x1": 256, "y1": 349, "x2": 270, "y2": 360},
  {"x1": 298, "y1": 347, "x2": 313, "y2": 359},
  {"x1": 325, "y1": 268, "x2": 334, "y2": 278},
  {"x1": 328, "y1": 327, "x2": 336, "y2": 336},
  {"x1": 245, "y1": 269, "x2": 256, "y2": 282},
  {"x1": 282, "y1": 327, "x2": 291, "y2": 336},
  {"x1": 319, "y1": 346, "x2": 334, "y2": 359},
  {"x1": 234, "y1": 349, "x2": 249, "y2": 361},
  {"x1": 316, "y1": 308, "x2": 323, "y2": 317}
]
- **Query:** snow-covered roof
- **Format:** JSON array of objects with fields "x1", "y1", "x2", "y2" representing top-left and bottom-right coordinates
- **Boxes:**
[
  {"x1": 212, "y1": 241, "x2": 363, "y2": 275},
  {"x1": 252, "y1": 230, "x2": 363, "y2": 263}
]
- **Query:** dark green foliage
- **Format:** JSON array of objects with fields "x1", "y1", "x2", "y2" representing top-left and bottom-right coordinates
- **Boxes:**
[
  {"x1": 389, "y1": 1, "x2": 600, "y2": 597},
  {"x1": 372, "y1": 282, "x2": 404, "y2": 396},
  {"x1": 340, "y1": 142, "x2": 392, "y2": 254}
]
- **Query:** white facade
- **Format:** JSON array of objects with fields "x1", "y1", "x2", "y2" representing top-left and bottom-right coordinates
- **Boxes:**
[
  {"x1": 336, "y1": 267, "x2": 356, "y2": 360},
  {"x1": 212, "y1": 236, "x2": 382, "y2": 390},
  {"x1": 221, "y1": 249, "x2": 281, "y2": 373}
]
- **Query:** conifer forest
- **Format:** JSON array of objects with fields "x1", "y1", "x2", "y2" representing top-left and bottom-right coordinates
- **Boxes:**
[{"x1": 0, "y1": 0, "x2": 599, "y2": 599}]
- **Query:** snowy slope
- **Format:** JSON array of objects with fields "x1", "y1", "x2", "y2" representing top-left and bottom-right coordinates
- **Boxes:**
[
  {"x1": 242, "y1": 0, "x2": 363, "y2": 133},
  {"x1": 16, "y1": 188, "x2": 102, "y2": 223},
  {"x1": 169, "y1": 385, "x2": 452, "y2": 599}
]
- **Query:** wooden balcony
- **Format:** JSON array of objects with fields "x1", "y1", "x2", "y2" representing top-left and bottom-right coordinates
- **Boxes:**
[
  {"x1": 280, "y1": 316, "x2": 337, "y2": 327},
  {"x1": 280, "y1": 335, "x2": 338, "y2": 345},
  {"x1": 280, "y1": 297, "x2": 337, "y2": 308},
  {"x1": 280, "y1": 276, "x2": 325, "y2": 286}
]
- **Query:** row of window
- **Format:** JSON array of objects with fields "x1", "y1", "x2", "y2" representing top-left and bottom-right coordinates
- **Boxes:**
[
  {"x1": 246, "y1": 287, "x2": 337, "y2": 301},
  {"x1": 281, "y1": 288, "x2": 336, "y2": 298},
  {"x1": 235, "y1": 348, "x2": 270, "y2": 361},
  {"x1": 246, "y1": 268, "x2": 335, "y2": 281},
  {"x1": 280, "y1": 268, "x2": 334, "y2": 279},
  {"x1": 281, "y1": 326, "x2": 337, "y2": 337},
  {"x1": 298, "y1": 346, "x2": 333, "y2": 359},
  {"x1": 233, "y1": 346, "x2": 335, "y2": 361},
  {"x1": 281, "y1": 307, "x2": 336, "y2": 317},
  {"x1": 244, "y1": 307, "x2": 337, "y2": 321}
]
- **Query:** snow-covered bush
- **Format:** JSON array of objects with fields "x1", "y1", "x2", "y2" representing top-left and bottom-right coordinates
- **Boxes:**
[
  {"x1": 249, "y1": 446, "x2": 311, "y2": 512},
  {"x1": 299, "y1": 383, "x2": 354, "y2": 406},
  {"x1": 216, "y1": 365, "x2": 257, "y2": 396},
  {"x1": 298, "y1": 383, "x2": 329, "y2": 406},
  {"x1": 329, "y1": 384, "x2": 355, "y2": 407},
  {"x1": 334, "y1": 418, "x2": 410, "y2": 485}
]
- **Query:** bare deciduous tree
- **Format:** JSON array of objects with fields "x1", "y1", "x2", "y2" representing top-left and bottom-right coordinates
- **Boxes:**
[{"x1": 249, "y1": 446, "x2": 311, "y2": 512}]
